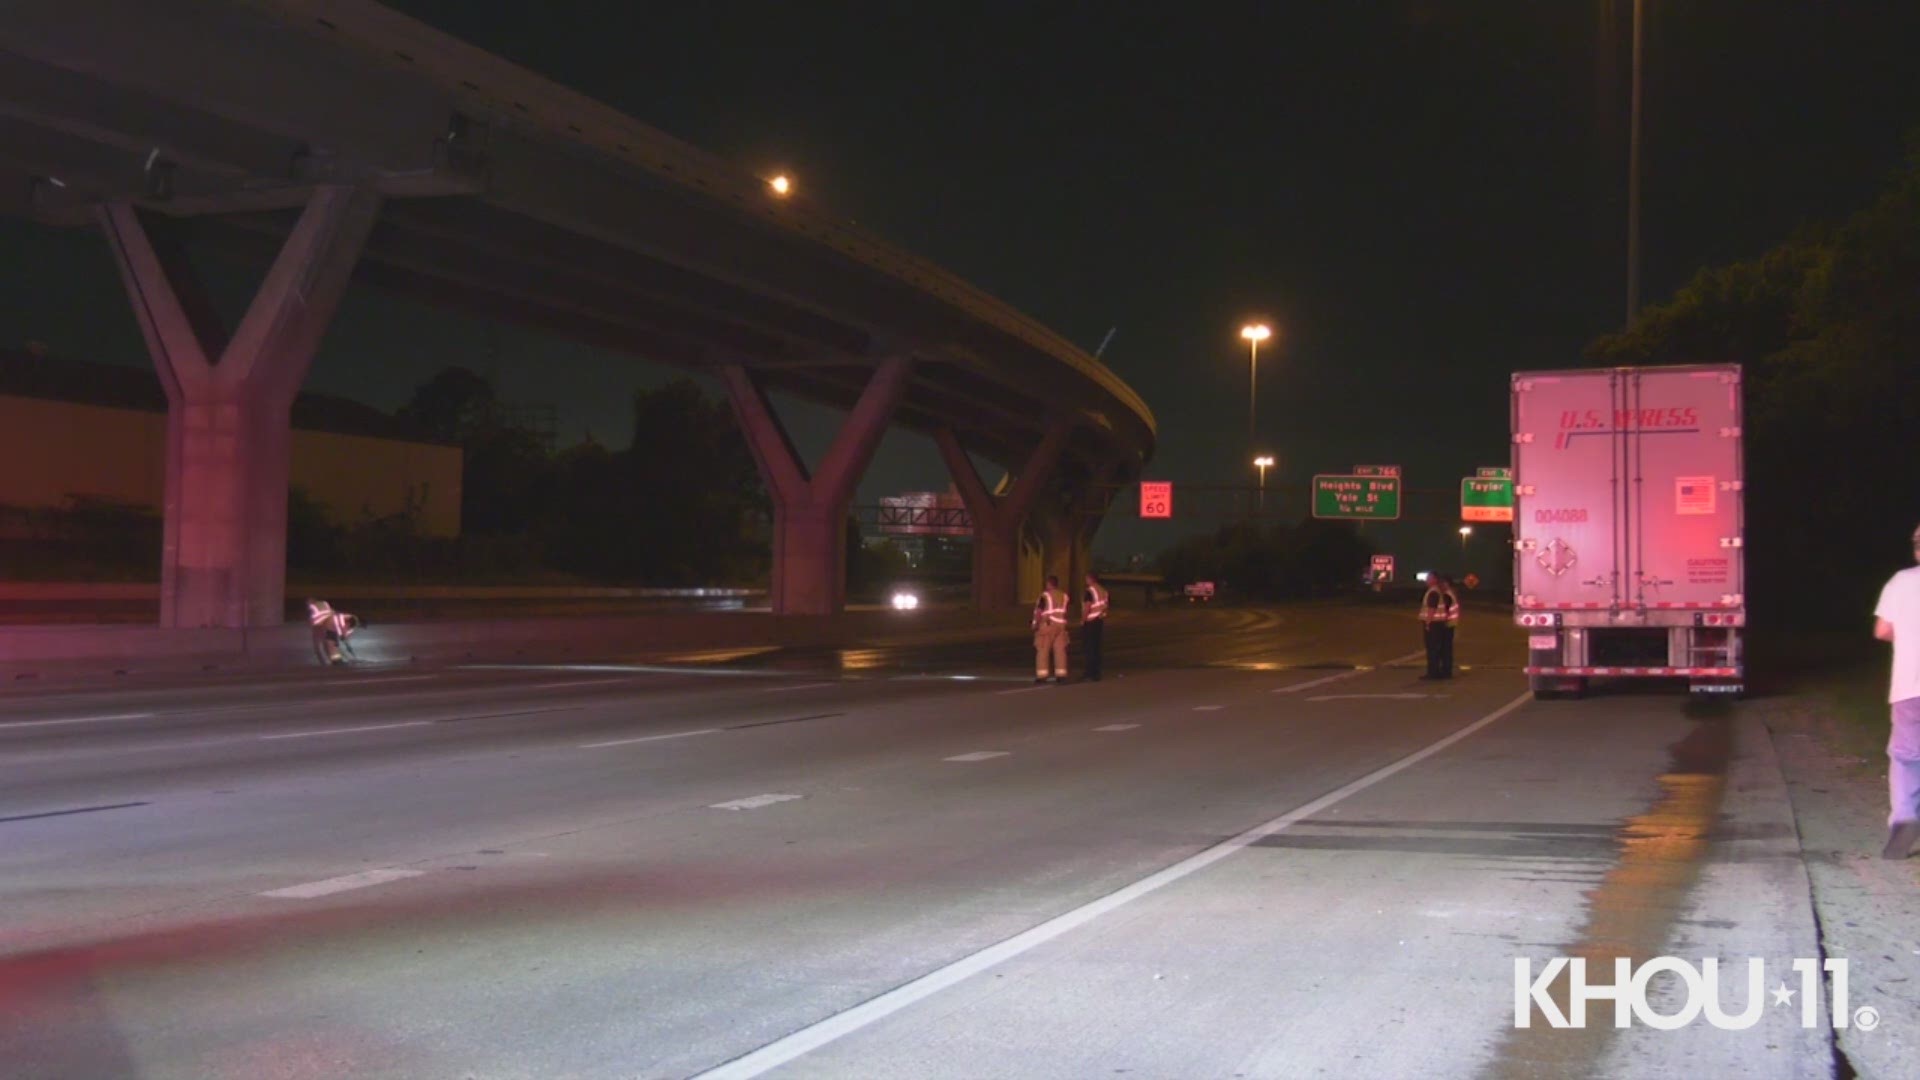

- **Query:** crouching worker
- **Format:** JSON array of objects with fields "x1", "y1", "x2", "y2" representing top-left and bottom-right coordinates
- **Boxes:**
[{"x1": 306, "y1": 598, "x2": 360, "y2": 666}]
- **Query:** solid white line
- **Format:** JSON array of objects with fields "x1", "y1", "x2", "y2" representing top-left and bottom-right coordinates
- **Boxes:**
[
  {"x1": 580, "y1": 728, "x2": 720, "y2": 749},
  {"x1": 259, "y1": 720, "x2": 433, "y2": 741},
  {"x1": 1093, "y1": 724, "x2": 1140, "y2": 732},
  {"x1": 341, "y1": 674, "x2": 439, "y2": 685},
  {"x1": 0, "y1": 712, "x2": 155, "y2": 730},
  {"x1": 995, "y1": 685, "x2": 1049, "y2": 695},
  {"x1": 260, "y1": 867, "x2": 424, "y2": 899},
  {"x1": 710, "y1": 793, "x2": 803, "y2": 811},
  {"x1": 692, "y1": 689, "x2": 1534, "y2": 1080},
  {"x1": 1193, "y1": 705, "x2": 1224, "y2": 712},
  {"x1": 524, "y1": 676, "x2": 652, "y2": 691},
  {"x1": 944, "y1": 751, "x2": 1009, "y2": 762},
  {"x1": 757, "y1": 682, "x2": 837, "y2": 693}
]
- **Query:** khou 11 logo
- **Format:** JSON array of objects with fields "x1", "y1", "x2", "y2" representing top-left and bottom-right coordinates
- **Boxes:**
[{"x1": 1514, "y1": 957, "x2": 1879, "y2": 1031}]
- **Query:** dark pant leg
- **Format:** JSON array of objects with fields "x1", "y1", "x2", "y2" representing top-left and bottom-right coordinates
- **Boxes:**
[
  {"x1": 1438, "y1": 625, "x2": 1455, "y2": 676},
  {"x1": 1423, "y1": 623, "x2": 1441, "y2": 675},
  {"x1": 1084, "y1": 619, "x2": 1104, "y2": 678}
]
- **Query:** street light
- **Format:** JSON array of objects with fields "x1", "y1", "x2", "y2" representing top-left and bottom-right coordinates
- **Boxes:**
[
  {"x1": 1253, "y1": 455, "x2": 1274, "y2": 512},
  {"x1": 768, "y1": 174, "x2": 793, "y2": 197},
  {"x1": 1459, "y1": 525, "x2": 1474, "y2": 554},
  {"x1": 1239, "y1": 323, "x2": 1273, "y2": 456}
]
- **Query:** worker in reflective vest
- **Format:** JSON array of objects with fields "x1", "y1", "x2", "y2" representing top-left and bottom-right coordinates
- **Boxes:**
[
  {"x1": 307, "y1": 598, "x2": 344, "y2": 666},
  {"x1": 1419, "y1": 576, "x2": 1461, "y2": 679},
  {"x1": 1081, "y1": 571, "x2": 1110, "y2": 682},
  {"x1": 1032, "y1": 575, "x2": 1070, "y2": 684}
]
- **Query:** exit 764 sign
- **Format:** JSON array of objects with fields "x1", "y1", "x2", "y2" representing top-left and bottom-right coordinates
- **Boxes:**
[{"x1": 1312, "y1": 474, "x2": 1401, "y2": 520}]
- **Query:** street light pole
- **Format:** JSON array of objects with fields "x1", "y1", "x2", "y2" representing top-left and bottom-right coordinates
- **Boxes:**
[
  {"x1": 1253, "y1": 455, "x2": 1274, "y2": 512},
  {"x1": 1625, "y1": 0, "x2": 1644, "y2": 326},
  {"x1": 1239, "y1": 322, "x2": 1273, "y2": 462}
]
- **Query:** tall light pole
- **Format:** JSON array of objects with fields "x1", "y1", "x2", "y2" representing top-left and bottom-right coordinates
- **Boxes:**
[
  {"x1": 1239, "y1": 323, "x2": 1272, "y2": 456},
  {"x1": 1459, "y1": 525, "x2": 1474, "y2": 557},
  {"x1": 1253, "y1": 455, "x2": 1274, "y2": 512},
  {"x1": 1625, "y1": 0, "x2": 1643, "y2": 326}
]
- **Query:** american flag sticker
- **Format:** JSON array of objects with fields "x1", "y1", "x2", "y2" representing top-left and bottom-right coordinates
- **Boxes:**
[{"x1": 1676, "y1": 476, "x2": 1716, "y2": 516}]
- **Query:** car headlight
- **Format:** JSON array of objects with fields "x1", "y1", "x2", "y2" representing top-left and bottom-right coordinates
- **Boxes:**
[{"x1": 890, "y1": 591, "x2": 920, "y2": 611}]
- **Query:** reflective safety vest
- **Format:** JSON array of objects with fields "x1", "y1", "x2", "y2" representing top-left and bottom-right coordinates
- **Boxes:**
[
  {"x1": 1036, "y1": 589, "x2": 1068, "y2": 627},
  {"x1": 1419, "y1": 589, "x2": 1460, "y2": 626},
  {"x1": 1084, "y1": 583, "x2": 1109, "y2": 622},
  {"x1": 308, "y1": 600, "x2": 354, "y2": 637}
]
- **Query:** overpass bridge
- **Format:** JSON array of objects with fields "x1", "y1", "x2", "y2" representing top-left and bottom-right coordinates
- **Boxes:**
[{"x1": 0, "y1": 0, "x2": 1155, "y2": 627}]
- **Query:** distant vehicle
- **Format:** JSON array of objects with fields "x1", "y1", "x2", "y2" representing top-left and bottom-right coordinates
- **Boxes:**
[
  {"x1": 1512, "y1": 364, "x2": 1744, "y2": 697},
  {"x1": 1183, "y1": 581, "x2": 1216, "y2": 602}
]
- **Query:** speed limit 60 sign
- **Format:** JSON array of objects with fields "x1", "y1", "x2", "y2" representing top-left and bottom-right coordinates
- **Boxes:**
[{"x1": 1139, "y1": 481, "x2": 1172, "y2": 519}]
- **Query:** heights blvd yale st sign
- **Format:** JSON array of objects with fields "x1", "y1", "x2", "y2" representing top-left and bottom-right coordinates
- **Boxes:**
[{"x1": 1312, "y1": 472, "x2": 1401, "y2": 520}]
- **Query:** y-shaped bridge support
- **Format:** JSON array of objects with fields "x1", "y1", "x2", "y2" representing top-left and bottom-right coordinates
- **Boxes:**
[
  {"x1": 98, "y1": 187, "x2": 380, "y2": 628},
  {"x1": 934, "y1": 421, "x2": 1070, "y2": 609},
  {"x1": 722, "y1": 359, "x2": 914, "y2": 615}
]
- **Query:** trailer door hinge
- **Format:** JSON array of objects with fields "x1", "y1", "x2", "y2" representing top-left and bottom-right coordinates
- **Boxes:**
[
  {"x1": 1719, "y1": 536, "x2": 1745, "y2": 548},
  {"x1": 1514, "y1": 432, "x2": 1534, "y2": 444},
  {"x1": 1718, "y1": 426, "x2": 1742, "y2": 438},
  {"x1": 1517, "y1": 484, "x2": 1537, "y2": 496},
  {"x1": 1718, "y1": 480, "x2": 1743, "y2": 492}
]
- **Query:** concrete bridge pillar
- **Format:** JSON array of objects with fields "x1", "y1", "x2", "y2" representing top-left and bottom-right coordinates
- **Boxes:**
[
  {"x1": 98, "y1": 187, "x2": 380, "y2": 629},
  {"x1": 934, "y1": 421, "x2": 1069, "y2": 610},
  {"x1": 722, "y1": 358, "x2": 913, "y2": 616}
]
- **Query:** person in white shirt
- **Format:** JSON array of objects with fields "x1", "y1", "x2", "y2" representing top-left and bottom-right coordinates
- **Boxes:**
[{"x1": 1873, "y1": 523, "x2": 1920, "y2": 858}]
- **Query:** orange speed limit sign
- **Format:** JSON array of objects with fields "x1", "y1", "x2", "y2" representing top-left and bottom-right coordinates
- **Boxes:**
[{"x1": 1139, "y1": 481, "x2": 1172, "y2": 519}]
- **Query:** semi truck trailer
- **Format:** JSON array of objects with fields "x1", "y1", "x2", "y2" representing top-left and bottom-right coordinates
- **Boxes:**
[{"x1": 1511, "y1": 364, "x2": 1745, "y2": 697}]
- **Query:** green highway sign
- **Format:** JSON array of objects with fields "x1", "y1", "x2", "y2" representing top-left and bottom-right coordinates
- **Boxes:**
[
  {"x1": 1461, "y1": 476, "x2": 1515, "y2": 522},
  {"x1": 1312, "y1": 474, "x2": 1401, "y2": 520}
]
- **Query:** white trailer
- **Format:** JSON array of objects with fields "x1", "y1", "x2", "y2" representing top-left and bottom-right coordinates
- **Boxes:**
[{"x1": 1511, "y1": 364, "x2": 1745, "y2": 697}]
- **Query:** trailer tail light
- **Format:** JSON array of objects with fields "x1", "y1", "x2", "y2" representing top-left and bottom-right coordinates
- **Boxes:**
[
  {"x1": 1516, "y1": 613, "x2": 1562, "y2": 628},
  {"x1": 1693, "y1": 612, "x2": 1747, "y2": 628}
]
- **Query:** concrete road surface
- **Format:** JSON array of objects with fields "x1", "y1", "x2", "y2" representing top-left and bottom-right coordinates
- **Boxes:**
[{"x1": 0, "y1": 604, "x2": 1863, "y2": 1078}]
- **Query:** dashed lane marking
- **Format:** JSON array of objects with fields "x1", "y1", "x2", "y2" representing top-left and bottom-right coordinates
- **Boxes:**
[
  {"x1": 1271, "y1": 649, "x2": 1425, "y2": 695},
  {"x1": 1306, "y1": 693, "x2": 1445, "y2": 702},
  {"x1": 1093, "y1": 724, "x2": 1140, "y2": 732},
  {"x1": 259, "y1": 720, "x2": 433, "y2": 741},
  {"x1": 710, "y1": 793, "x2": 804, "y2": 811},
  {"x1": 579, "y1": 728, "x2": 720, "y2": 749},
  {"x1": 0, "y1": 712, "x2": 156, "y2": 730},
  {"x1": 756, "y1": 682, "x2": 838, "y2": 693},
  {"x1": 1193, "y1": 705, "x2": 1224, "y2": 711},
  {"x1": 944, "y1": 751, "x2": 1010, "y2": 762},
  {"x1": 260, "y1": 868, "x2": 424, "y2": 899}
]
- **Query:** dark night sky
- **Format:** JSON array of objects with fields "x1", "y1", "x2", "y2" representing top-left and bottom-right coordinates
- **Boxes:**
[{"x1": 3, "y1": 1, "x2": 1917, "y2": 574}]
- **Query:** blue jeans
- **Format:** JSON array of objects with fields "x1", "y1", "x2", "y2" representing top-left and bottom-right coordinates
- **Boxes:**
[{"x1": 1890, "y1": 697, "x2": 1920, "y2": 826}]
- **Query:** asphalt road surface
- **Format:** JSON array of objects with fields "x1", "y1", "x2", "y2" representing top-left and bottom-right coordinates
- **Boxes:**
[{"x1": 0, "y1": 605, "x2": 1850, "y2": 1078}]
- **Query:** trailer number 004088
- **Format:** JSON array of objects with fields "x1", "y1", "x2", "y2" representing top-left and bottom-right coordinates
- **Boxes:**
[{"x1": 1534, "y1": 508, "x2": 1589, "y2": 523}]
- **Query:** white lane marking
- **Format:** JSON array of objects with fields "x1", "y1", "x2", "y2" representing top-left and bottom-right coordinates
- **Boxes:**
[
  {"x1": 1306, "y1": 693, "x2": 1443, "y2": 702},
  {"x1": 944, "y1": 751, "x2": 1009, "y2": 762},
  {"x1": 523, "y1": 676, "x2": 652, "y2": 691},
  {"x1": 259, "y1": 720, "x2": 433, "y2": 741},
  {"x1": 995, "y1": 685, "x2": 1050, "y2": 695},
  {"x1": 340, "y1": 674, "x2": 440, "y2": 685},
  {"x1": 1271, "y1": 650, "x2": 1425, "y2": 695},
  {"x1": 710, "y1": 793, "x2": 804, "y2": 811},
  {"x1": 1193, "y1": 705, "x2": 1224, "y2": 712},
  {"x1": 579, "y1": 728, "x2": 720, "y2": 749},
  {"x1": 693, "y1": 689, "x2": 1535, "y2": 1080},
  {"x1": 260, "y1": 867, "x2": 424, "y2": 899},
  {"x1": 757, "y1": 682, "x2": 837, "y2": 693},
  {"x1": 0, "y1": 712, "x2": 156, "y2": 730},
  {"x1": 1093, "y1": 724, "x2": 1140, "y2": 732}
]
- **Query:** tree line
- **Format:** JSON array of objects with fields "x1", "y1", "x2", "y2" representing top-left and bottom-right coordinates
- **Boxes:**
[{"x1": 1586, "y1": 136, "x2": 1920, "y2": 621}]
